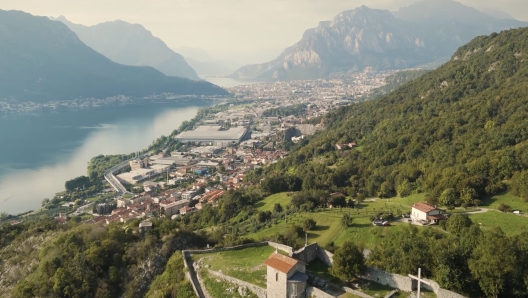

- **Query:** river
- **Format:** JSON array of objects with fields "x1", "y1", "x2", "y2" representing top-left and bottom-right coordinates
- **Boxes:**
[{"x1": 0, "y1": 100, "x2": 213, "y2": 214}]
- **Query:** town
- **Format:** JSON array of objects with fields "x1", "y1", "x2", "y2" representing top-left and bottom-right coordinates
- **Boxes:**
[{"x1": 77, "y1": 69, "x2": 396, "y2": 225}]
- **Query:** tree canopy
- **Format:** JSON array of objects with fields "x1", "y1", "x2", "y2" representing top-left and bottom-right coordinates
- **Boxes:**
[{"x1": 249, "y1": 28, "x2": 528, "y2": 207}]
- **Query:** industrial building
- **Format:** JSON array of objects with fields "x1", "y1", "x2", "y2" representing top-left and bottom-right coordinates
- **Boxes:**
[
  {"x1": 116, "y1": 168, "x2": 154, "y2": 185},
  {"x1": 174, "y1": 126, "x2": 250, "y2": 146}
]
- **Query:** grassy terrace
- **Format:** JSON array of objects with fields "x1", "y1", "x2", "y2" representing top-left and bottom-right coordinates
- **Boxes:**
[
  {"x1": 255, "y1": 192, "x2": 293, "y2": 211},
  {"x1": 201, "y1": 270, "x2": 259, "y2": 298},
  {"x1": 191, "y1": 245, "x2": 280, "y2": 288},
  {"x1": 248, "y1": 193, "x2": 421, "y2": 249},
  {"x1": 469, "y1": 211, "x2": 528, "y2": 236},
  {"x1": 246, "y1": 191, "x2": 528, "y2": 249}
]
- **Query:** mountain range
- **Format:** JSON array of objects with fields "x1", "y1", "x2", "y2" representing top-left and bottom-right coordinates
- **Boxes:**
[
  {"x1": 55, "y1": 17, "x2": 200, "y2": 80},
  {"x1": 231, "y1": 0, "x2": 528, "y2": 80},
  {"x1": 0, "y1": 10, "x2": 227, "y2": 102}
]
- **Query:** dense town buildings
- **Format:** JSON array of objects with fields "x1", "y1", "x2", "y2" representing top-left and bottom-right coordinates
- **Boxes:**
[{"x1": 86, "y1": 70, "x2": 399, "y2": 224}]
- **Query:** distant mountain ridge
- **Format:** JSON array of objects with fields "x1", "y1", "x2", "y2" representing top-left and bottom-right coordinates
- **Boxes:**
[
  {"x1": 232, "y1": 0, "x2": 528, "y2": 80},
  {"x1": 55, "y1": 16, "x2": 200, "y2": 80},
  {"x1": 0, "y1": 10, "x2": 227, "y2": 102}
]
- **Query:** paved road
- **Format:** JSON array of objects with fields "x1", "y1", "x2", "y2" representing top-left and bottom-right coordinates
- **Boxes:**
[
  {"x1": 105, "y1": 140, "x2": 171, "y2": 195},
  {"x1": 104, "y1": 156, "x2": 146, "y2": 195},
  {"x1": 461, "y1": 208, "x2": 489, "y2": 214}
]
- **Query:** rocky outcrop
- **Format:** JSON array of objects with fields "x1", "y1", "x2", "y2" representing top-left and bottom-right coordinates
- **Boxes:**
[{"x1": 232, "y1": 1, "x2": 527, "y2": 81}]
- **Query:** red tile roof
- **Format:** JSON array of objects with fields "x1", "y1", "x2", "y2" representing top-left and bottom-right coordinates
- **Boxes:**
[
  {"x1": 264, "y1": 253, "x2": 300, "y2": 274},
  {"x1": 412, "y1": 202, "x2": 438, "y2": 213}
]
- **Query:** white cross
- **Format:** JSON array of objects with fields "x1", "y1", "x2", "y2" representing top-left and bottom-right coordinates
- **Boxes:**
[{"x1": 408, "y1": 268, "x2": 431, "y2": 298}]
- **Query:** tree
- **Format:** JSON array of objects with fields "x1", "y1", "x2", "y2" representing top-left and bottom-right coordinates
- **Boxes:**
[
  {"x1": 41, "y1": 198, "x2": 50, "y2": 207},
  {"x1": 341, "y1": 214, "x2": 353, "y2": 227},
  {"x1": 469, "y1": 228, "x2": 516, "y2": 298},
  {"x1": 65, "y1": 176, "x2": 91, "y2": 192},
  {"x1": 397, "y1": 179, "x2": 413, "y2": 198},
  {"x1": 445, "y1": 214, "x2": 472, "y2": 235},
  {"x1": 331, "y1": 241, "x2": 365, "y2": 281},
  {"x1": 329, "y1": 195, "x2": 347, "y2": 208},
  {"x1": 378, "y1": 181, "x2": 394, "y2": 199},
  {"x1": 303, "y1": 218, "x2": 317, "y2": 231},
  {"x1": 273, "y1": 203, "x2": 283, "y2": 213},
  {"x1": 460, "y1": 187, "x2": 478, "y2": 206},
  {"x1": 439, "y1": 188, "x2": 458, "y2": 206}
]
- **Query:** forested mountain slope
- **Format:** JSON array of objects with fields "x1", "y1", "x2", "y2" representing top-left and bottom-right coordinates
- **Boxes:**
[
  {"x1": 0, "y1": 10, "x2": 227, "y2": 102},
  {"x1": 251, "y1": 27, "x2": 528, "y2": 205},
  {"x1": 56, "y1": 17, "x2": 200, "y2": 80}
]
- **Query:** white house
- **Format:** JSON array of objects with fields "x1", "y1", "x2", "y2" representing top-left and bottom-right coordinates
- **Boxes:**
[{"x1": 411, "y1": 202, "x2": 447, "y2": 223}]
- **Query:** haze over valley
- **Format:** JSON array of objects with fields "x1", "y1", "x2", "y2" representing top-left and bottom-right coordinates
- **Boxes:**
[{"x1": 1, "y1": 1, "x2": 528, "y2": 298}]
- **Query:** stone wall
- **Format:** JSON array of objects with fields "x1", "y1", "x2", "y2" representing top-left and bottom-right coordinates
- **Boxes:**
[
  {"x1": 208, "y1": 269, "x2": 267, "y2": 298},
  {"x1": 182, "y1": 254, "x2": 207, "y2": 298},
  {"x1": 268, "y1": 241, "x2": 294, "y2": 255},
  {"x1": 362, "y1": 267, "x2": 467, "y2": 298},
  {"x1": 362, "y1": 266, "x2": 413, "y2": 292},
  {"x1": 194, "y1": 267, "x2": 213, "y2": 298},
  {"x1": 422, "y1": 278, "x2": 466, "y2": 298},
  {"x1": 306, "y1": 286, "x2": 336, "y2": 298},
  {"x1": 182, "y1": 242, "x2": 270, "y2": 298},
  {"x1": 343, "y1": 287, "x2": 374, "y2": 298},
  {"x1": 292, "y1": 243, "x2": 333, "y2": 266},
  {"x1": 316, "y1": 248, "x2": 334, "y2": 266},
  {"x1": 293, "y1": 243, "x2": 319, "y2": 263}
]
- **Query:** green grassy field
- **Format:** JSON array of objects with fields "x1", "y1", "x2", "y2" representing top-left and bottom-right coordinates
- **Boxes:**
[
  {"x1": 388, "y1": 193, "x2": 426, "y2": 207},
  {"x1": 248, "y1": 192, "x2": 528, "y2": 249},
  {"x1": 191, "y1": 245, "x2": 277, "y2": 287},
  {"x1": 480, "y1": 192, "x2": 527, "y2": 212},
  {"x1": 469, "y1": 211, "x2": 528, "y2": 236},
  {"x1": 248, "y1": 193, "x2": 427, "y2": 249},
  {"x1": 255, "y1": 193, "x2": 292, "y2": 211},
  {"x1": 247, "y1": 207, "x2": 414, "y2": 249}
]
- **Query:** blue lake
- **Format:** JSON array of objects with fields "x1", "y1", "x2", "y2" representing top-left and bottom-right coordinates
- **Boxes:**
[{"x1": 0, "y1": 100, "x2": 213, "y2": 214}]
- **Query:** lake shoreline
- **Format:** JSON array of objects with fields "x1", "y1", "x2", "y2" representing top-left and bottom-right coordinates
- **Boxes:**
[{"x1": 0, "y1": 101, "x2": 215, "y2": 214}]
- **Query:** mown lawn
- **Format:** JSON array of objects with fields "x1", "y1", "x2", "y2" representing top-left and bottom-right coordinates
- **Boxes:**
[
  {"x1": 469, "y1": 211, "x2": 528, "y2": 236},
  {"x1": 191, "y1": 245, "x2": 277, "y2": 287},
  {"x1": 255, "y1": 192, "x2": 293, "y2": 211}
]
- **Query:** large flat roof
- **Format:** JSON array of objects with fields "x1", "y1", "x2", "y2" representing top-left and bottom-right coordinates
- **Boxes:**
[{"x1": 175, "y1": 126, "x2": 248, "y2": 142}]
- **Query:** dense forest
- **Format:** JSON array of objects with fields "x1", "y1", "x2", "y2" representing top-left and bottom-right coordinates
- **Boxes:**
[
  {"x1": 1, "y1": 218, "x2": 210, "y2": 298},
  {"x1": 248, "y1": 27, "x2": 528, "y2": 207},
  {"x1": 363, "y1": 69, "x2": 431, "y2": 100},
  {"x1": 369, "y1": 215, "x2": 528, "y2": 298}
]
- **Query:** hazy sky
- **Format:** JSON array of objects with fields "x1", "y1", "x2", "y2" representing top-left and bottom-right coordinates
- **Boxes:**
[{"x1": 0, "y1": 0, "x2": 526, "y2": 64}]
